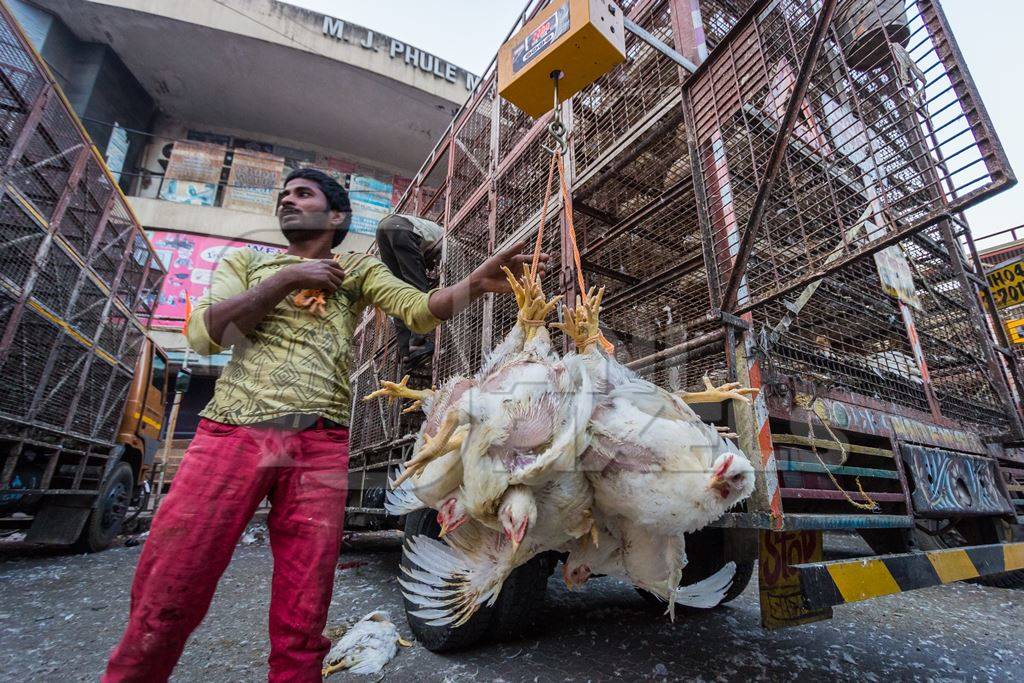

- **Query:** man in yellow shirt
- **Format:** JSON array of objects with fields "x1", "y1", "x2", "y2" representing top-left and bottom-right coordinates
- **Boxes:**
[{"x1": 104, "y1": 169, "x2": 547, "y2": 682}]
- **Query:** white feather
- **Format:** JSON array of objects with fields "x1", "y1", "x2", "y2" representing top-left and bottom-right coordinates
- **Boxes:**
[
  {"x1": 672, "y1": 561, "x2": 736, "y2": 609},
  {"x1": 385, "y1": 467, "x2": 425, "y2": 515}
]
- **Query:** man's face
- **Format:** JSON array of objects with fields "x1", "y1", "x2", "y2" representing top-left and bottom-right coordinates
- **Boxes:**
[{"x1": 277, "y1": 178, "x2": 333, "y2": 244}]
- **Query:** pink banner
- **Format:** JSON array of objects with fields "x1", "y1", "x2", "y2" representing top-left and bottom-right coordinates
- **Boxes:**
[{"x1": 147, "y1": 230, "x2": 283, "y2": 327}]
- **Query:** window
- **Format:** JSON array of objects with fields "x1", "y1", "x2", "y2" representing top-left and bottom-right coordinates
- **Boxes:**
[{"x1": 151, "y1": 353, "x2": 167, "y2": 392}]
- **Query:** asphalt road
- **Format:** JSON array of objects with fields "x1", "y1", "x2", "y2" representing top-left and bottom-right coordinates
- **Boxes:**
[{"x1": 1, "y1": 531, "x2": 1021, "y2": 682}]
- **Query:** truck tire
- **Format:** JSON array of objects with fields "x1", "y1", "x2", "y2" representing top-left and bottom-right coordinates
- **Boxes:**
[
  {"x1": 400, "y1": 508, "x2": 550, "y2": 651},
  {"x1": 913, "y1": 521, "x2": 1024, "y2": 589},
  {"x1": 483, "y1": 551, "x2": 553, "y2": 642},
  {"x1": 637, "y1": 528, "x2": 754, "y2": 607},
  {"x1": 74, "y1": 462, "x2": 133, "y2": 553}
]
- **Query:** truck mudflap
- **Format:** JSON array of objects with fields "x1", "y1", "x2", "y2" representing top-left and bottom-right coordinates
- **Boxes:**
[{"x1": 795, "y1": 542, "x2": 1024, "y2": 611}]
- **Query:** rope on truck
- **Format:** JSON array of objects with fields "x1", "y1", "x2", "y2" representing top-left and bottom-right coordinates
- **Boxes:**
[{"x1": 794, "y1": 393, "x2": 880, "y2": 512}]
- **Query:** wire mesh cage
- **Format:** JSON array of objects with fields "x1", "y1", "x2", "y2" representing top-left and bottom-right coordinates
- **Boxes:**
[
  {"x1": 436, "y1": 197, "x2": 489, "y2": 380},
  {"x1": 10, "y1": 93, "x2": 82, "y2": 221},
  {"x1": 56, "y1": 155, "x2": 113, "y2": 259},
  {"x1": 33, "y1": 333, "x2": 89, "y2": 430},
  {"x1": 572, "y1": 0, "x2": 682, "y2": 182},
  {"x1": 448, "y1": 85, "x2": 495, "y2": 220},
  {"x1": 0, "y1": 18, "x2": 45, "y2": 170},
  {"x1": 686, "y1": 0, "x2": 1012, "y2": 311},
  {"x1": 0, "y1": 305, "x2": 56, "y2": 421},
  {"x1": 348, "y1": 0, "x2": 1019, "y2": 464},
  {"x1": 0, "y1": 4, "x2": 169, "y2": 492},
  {"x1": 0, "y1": 193, "x2": 44, "y2": 291},
  {"x1": 71, "y1": 356, "x2": 114, "y2": 438}
]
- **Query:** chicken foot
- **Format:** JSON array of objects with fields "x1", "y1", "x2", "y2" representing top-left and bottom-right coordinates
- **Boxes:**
[
  {"x1": 321, "y1": 656, "x2": 353, "y2": 677},
  {"x1": 554, "y1": 286, "x2": 605, "y2": 353},
  {"x1": 363, "y1": 374, "x2": 435, "y2": 414},
  {"x1": 677, "y1": 376, "x2": 759, "y2": 405},
  {"x1": 502, "y1": 264, "x2": 560, "y2": 342},
  {"x1": 294, "y1": 253, "x2": 341, "y2": 317}
]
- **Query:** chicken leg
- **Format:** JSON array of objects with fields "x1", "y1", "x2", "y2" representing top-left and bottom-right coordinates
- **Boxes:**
[
  {"x1": 501, "y1": 264, "x2": 560, "y2": 342},
  {"x1": 363, "y1": 375, "x2": 435, "y2": 414},
  {"x1": 392, "y1": 424, "x2": 468, "y2": 488},
  {"x1": 321, "y1": 656, "x2": 352, "y2": 677},
  {"x1": 394, "y1": 408, "x2": 465, "y2": 485},
  {"x1": 554, "y1": 286, "x2": 605, "y2": 353},
  {"x1": 677, "y1": 376, "x2": 759, "y2": 405}
]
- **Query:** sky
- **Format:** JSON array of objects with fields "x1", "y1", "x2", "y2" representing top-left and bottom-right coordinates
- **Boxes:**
[{"x1": 290, "y1": 1, "x2": 1024, "y2": 244}]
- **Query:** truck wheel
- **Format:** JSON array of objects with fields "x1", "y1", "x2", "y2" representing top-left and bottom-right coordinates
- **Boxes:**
[
  {"x1": 74, "y1": 462, "x2": 133, "y2": 553},
  {"x1": 913, "y1": 521, "x2": 1024, "y2": 589},
  {"x1": 400, "y1": 509, "x2": 550, "y2": 651},
  {"x1": 637, "y1": 528, "x2": 754, "y2": 607},
  {"x1": 483, "y1": 551, "x2": 553, "y2": 642}
]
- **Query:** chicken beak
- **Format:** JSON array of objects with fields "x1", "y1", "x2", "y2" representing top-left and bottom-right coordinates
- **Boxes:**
[
  {"x1": 438, "y1": 522, "x2": 449, "y2": 538},
  {"x1": 562, "y1": 562, "x2": 574, "y2": 590},
  {"x1": 511, "y1": 519, "x2": 528, "y2": 552}
]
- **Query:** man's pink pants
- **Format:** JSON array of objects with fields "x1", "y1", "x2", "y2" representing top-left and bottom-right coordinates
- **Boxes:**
[{"x1": 103, "y1": 418, "x2": 349, "y2": 683}]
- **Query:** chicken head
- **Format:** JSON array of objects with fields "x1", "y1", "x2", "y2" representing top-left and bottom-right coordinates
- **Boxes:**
[
  {"x1": 437, "y1": 496, "x2": 469, "y2": 537},
  {"x1": 498, "y1": 486, "x2": 537, "y2": 551},
  {"x1": 707, "y1": 452, "x2": 755, "y2": 508}
]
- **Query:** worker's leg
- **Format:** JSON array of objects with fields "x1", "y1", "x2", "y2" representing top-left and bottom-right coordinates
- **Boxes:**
[
  {"x1": 265, "y1": 427, "x2": 350, "y2": 682},
  {"x1": 375, "y1": 226, "x2": 402, "y2": 278},
  {"x1": 386, "y1": 228, "x2": 429, "y2": 291},
  {"x1": 102, "y1": 420, "x2": 274, "y2": 683},
  {"x1": 387, "y1": 228, "x2": 434, "y2": 363},
  {"x1": 377, "y1": 227, "x2": 415, "y2": 360}
]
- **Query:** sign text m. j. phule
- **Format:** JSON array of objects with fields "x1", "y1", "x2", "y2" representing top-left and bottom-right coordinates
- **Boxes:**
[{"x1": 322, "y1": 16, "x2": 481, "y2": 92}]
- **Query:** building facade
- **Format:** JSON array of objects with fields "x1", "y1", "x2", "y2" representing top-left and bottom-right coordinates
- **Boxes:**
[{"x1": 10, "y1": 0, "x2": 475, "y2": 435}]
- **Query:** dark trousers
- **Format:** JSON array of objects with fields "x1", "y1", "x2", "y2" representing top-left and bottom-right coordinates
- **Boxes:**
[{"x1": 376, "y1": 226, "x2": 433, "y2": 360}]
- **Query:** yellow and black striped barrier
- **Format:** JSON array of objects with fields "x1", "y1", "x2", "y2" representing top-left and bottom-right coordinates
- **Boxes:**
[{"x1": 795, "y1": 542, "x2": 1024, "y2": 611}]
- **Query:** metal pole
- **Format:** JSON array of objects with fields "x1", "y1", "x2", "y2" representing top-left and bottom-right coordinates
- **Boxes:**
[
  {"x1": 623, "y1": 17, "x2": 700, "y2": 73},
  {"x1": 153, "y1": 346, "x2": 190, "y2": 510}
]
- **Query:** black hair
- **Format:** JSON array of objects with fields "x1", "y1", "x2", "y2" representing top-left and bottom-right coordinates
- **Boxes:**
[{"x1": 283, "y1": 168, "x2": 352, "y2": 247}]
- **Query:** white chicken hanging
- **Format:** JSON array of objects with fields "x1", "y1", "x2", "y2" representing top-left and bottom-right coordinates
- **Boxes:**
[
  {"x1": 558, "y1": 289, "x2": 757, "y2": 617},
  {"x1": 366, "y1": 266, "x2": 760, "y2": 627}
]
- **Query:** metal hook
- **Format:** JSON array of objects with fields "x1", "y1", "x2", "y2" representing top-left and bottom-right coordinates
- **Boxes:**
[{"x1": 544, "y1": 70, "x2": 569, "y2": 156}]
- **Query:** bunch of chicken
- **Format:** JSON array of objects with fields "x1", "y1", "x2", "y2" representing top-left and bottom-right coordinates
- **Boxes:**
[{"x1": 366, "y1": 266, "x2": 757, "y2": 626}]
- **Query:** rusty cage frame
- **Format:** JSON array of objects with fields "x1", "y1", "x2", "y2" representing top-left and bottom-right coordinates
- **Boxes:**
[{"x1": 0, "y1": 3, "x2": 166, "y2": 500}]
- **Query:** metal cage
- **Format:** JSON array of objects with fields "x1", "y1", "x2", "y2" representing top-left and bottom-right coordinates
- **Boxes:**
[
  {"x1": 347, "y1": 0, "x2": 1021, "y2": 527},
  {"x1": 0, "y1": 4, "x2": 166, "y2": 497}
]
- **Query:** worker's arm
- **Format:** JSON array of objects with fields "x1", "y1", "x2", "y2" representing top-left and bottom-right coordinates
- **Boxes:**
[
  {"x1": 186, "y1": 250, "x2": 345, "y2": 353},
  {"x1": 359, "y1": 240, "x2": 548, "y2": 333},
  {"x1": 428, "y1": 240, "x2": 548, "y2": 320}
]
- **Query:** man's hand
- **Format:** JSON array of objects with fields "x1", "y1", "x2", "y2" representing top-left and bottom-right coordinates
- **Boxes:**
[
  {"x1": 281, "y1": 259, "x2": 346, "y2": 293},
  {"x1": 202, "y1": 258, "x2": 345, "y2": 347},
  {"x1": 469, "y1": 240, "x2": 550, "y2": 295},
  {"x1": 427, "y1": 240, "x2": 551, "y2": 321}
]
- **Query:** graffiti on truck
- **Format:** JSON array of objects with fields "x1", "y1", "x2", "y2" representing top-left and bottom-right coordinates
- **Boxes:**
[{"x1": 812, "y1": 399, "x2": 985, "y2": 454}]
